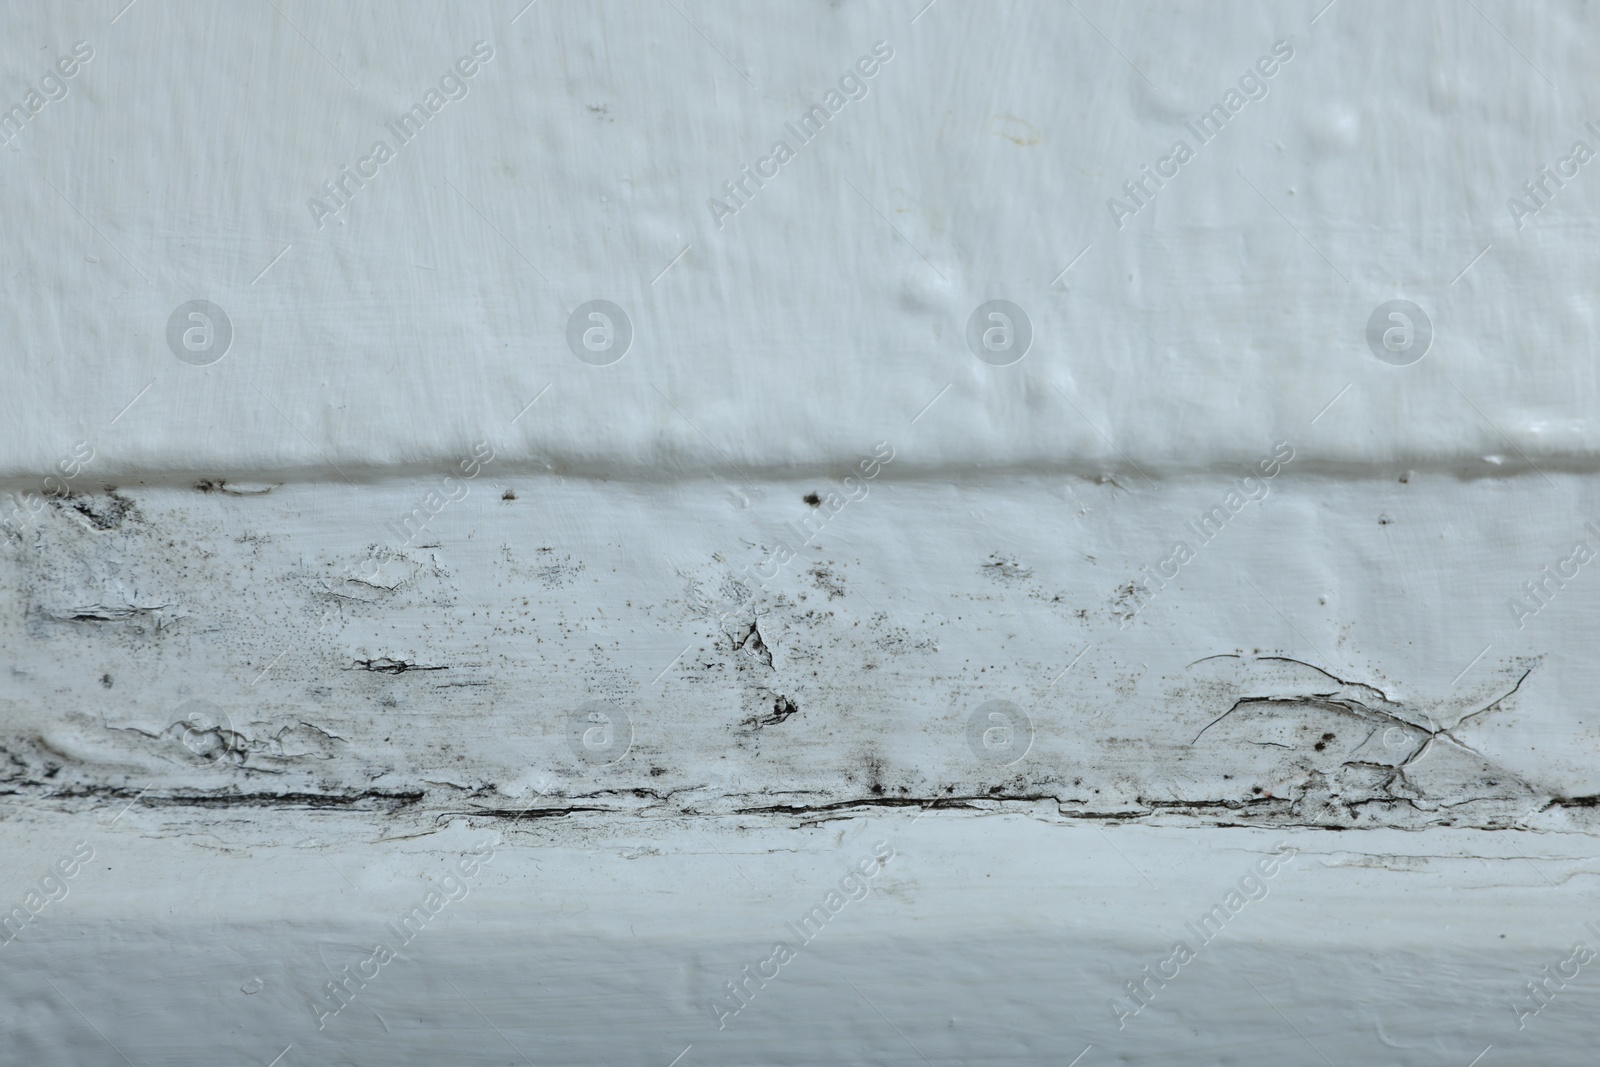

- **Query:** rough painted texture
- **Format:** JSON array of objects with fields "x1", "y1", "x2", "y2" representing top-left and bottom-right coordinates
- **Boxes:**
[
  {"x1": 4, "y1": 471, "x2": 1592, "y2": 834},
  {"x1": 1, "y1": 3, "x2": 1596, "y2": 479},
  {"x1": 12, "y1": 469, "x2": 1600, "y2": 1061},
  {"x1": 5, "y1": 1, "x2": 1600, "y2": 1064},
  {"x1": 4, "y1": 812, "x2": 1600, "y2": 1065}
]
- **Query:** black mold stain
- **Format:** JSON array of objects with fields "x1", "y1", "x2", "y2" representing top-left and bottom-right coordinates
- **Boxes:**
[
  {"x1": 349, "y1": 658, "x2": 448, "y2": 674},
  {"x1": 54, "y1": 488, "x2": 139, "y2": 530},
  {"x1": 760, "y1": 695, "x2": 799, "y2": 727},
  {"x1": 733, "y1": 621, "x2": 774, "y2": 668},
  {"x1": 194, "y1": 480, "x2": 275, "y2": 496}
]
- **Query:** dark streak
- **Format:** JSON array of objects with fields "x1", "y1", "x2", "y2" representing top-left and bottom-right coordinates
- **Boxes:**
[{"x1": 348, "y1": 658, "x2": 448, "y2": 674}]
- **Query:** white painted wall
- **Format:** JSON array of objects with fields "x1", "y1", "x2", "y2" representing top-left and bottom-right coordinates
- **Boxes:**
[{"x1": 2, "y1": 1, "x2": 1597, "y2": 1063}]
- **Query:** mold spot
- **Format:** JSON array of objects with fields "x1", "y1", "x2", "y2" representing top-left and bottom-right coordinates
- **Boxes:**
[
  {"x1": 54, "y1": 488, "x2": 139, "y2": 530},
  {"x1": 192, "y1": 479, "x2": 275, "y2": 496},
  {"x1": 733, "y1": 621, "x2": 774, "y2": 668},
  {"x1": 808, "y1": 564, "x2": 845, "y2": 600},
  {"x1": 760, "y1": 695, "x2": 799, "y2": 727},
  {"x1": 349, "y1": 657, "x2": 447, "y2": 674},
  {"x1": 981, "y1": 553, "x2": 1032, "y2": 584}
]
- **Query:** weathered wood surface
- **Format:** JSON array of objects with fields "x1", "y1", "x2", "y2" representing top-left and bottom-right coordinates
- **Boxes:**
[
  {"x1": 4, "y1": 0, "x2": 1600, "y2": 1063},
  {"x1": 1, "y1": 470, "x2": 1591, "y2": 832}
]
